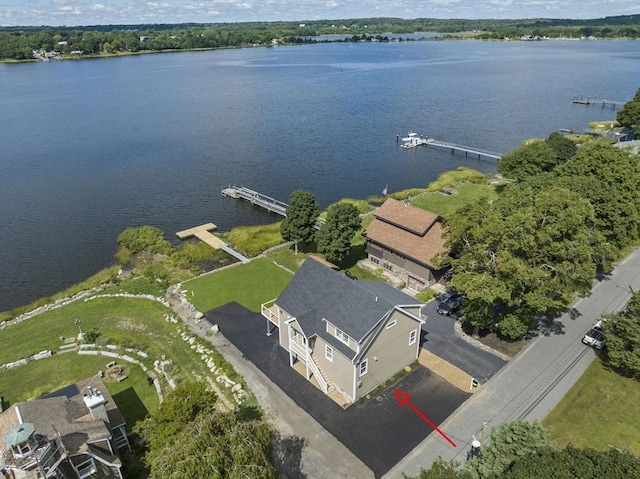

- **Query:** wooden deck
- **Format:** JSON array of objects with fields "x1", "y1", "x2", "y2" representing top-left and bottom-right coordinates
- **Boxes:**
[
  {"x1": 176, "y1": 223, "x2": 250, "y2": 263},
  {"x1": 176, "y1": 223, "x2": 225, "y2": 248}
]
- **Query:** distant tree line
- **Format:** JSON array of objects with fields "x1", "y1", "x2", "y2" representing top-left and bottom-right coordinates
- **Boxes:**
[{"x1": 1, "y1": 15, "x2": 638, "y2": 61}]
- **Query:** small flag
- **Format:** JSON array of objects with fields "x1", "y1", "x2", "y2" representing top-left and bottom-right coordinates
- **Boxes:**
[{"x1": 382, "y1": 184, "x2": 388, "y2": 196}]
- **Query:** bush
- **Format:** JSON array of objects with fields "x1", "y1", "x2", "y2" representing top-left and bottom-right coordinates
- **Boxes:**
[
  {"x1": 416, "y1": 289, "x2": 437, "y2": 302},
  {"x1": 114, "y1": 247, "x2": 131, "y2": 265},
  {"x1": 83, "y1": 328, "x2": 101, "y2": 343},
  {"x1": 117, "y1": 225, "x2": 172, "y2": 255}
]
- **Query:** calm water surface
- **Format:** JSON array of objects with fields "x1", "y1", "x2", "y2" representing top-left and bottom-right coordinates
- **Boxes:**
[{"x1": 1, "y1": 40, "x2": 638, "y2": 311}]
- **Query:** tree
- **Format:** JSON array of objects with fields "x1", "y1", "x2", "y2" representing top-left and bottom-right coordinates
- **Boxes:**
[
  {"x1": 465, "y1": 420, "x2": 553, "y2": 478},
  {"x1": 280, "y1": 190, "x2": 319, "y2": 252},
  {"x1": 502, "y1": 445, "x2": 640, "y2": 479},
  {"x1": 545, "y1": 131, "x2": 577, "y2": 164},
  {"x1": 552, "y1": 143, "x2": 640, "y2": 250},
  {"x1": 496, "y1": 140, "x2": 558, "y2": 181},
  {"x1": 316, "y1": 202, "x2": 361, "y2": 264},
  {"x1": 602, "y1": 292, "x2": 640, "y2": 380},
  {"x1": 403, "y1": 458, "x2": 470, "y2": 479},
  {"x1": 135, "y1": 381, "x2": 277, "y2": 479},
  {"x1": 616, "y1": 87, "x2": 640, "y2": 134},
  {"x1": 445, "y1": 185, "x2": 613, "y2": 338}
]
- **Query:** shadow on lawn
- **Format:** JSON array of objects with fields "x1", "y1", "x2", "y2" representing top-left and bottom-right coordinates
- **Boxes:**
[{"x1": 113, "y1": 387, "x2": 149, "y2": 427}]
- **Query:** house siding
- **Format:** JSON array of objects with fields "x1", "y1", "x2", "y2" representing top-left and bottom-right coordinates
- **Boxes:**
[
  {"x1": 313, "y1": 336, "x2": 354, "y2": 400},
  {"x1": 326, "y1": 323, "x2": 358, "y2": 354},
  {"x1": 366, "y1": 243, "x2": 436, "y2": 288},
  {"x1": 355, "y1": 310, "x2": 420, "y2": 399}
]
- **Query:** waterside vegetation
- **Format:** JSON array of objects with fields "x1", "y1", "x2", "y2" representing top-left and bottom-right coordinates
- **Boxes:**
[{"x1": 1, "y1": 15, "x2": 639, "y2": 61}]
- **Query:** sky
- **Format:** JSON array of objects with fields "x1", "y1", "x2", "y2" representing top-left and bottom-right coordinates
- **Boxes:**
[{"x1": 0, "y1": 0, "x2": 639, "y2": 27}]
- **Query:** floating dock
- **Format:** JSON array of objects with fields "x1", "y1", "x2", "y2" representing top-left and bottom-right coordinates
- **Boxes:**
[
  {"x1": 222, "y1": 186, "x2": 288, "y2": 217},
  {"x1": 176, "y1": 223, "x2": 250, "y2": 264}
]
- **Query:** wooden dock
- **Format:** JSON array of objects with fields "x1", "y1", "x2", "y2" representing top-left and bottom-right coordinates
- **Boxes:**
[
  {"x1": 176, "y1": 223, "x2": 250, "y2": 264},
  {"x1": 222, "y1": 186, "x2": 288, "y2": 217},
  {"x1": 572, "y1": 95, "x2": 625, "y2": 109},
  {"x1": 424, "y1": 139, "x2": 502, "y2": 162}
]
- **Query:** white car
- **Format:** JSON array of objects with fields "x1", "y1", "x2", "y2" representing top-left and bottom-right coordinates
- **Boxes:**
[{"x1": 582, "y1": 320, "x2": 605, "y2": 349}]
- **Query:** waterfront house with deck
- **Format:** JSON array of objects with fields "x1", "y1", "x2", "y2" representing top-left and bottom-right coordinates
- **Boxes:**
[
  {"x1": 0, "y1": 377, "x2": 129, "y2": 479},
  {"x1": 261, "y1": 257, "x2": 423, "y2": 405},
  {"x1": 362, "y1": 198, "x2": 449, "y2": 292}
]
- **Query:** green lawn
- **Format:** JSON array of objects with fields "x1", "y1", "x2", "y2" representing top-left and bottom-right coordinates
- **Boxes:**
[
  {"x1": 410, "y1": 182, "x2": 498, "y2": 219},
  {"x1": 543, "y1": 360, "x2": 640, "y2": 456},
  {"x1": 0, "y1": 296, "x2": 248, "y2": 424},
  {"x1": 184, "y1": 257, "x2": 293, "y2": 313}
]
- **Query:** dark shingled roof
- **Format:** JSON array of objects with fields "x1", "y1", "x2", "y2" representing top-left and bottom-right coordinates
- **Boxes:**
[{"x1": 277, "y1": 258, "x2": 419, "y2": 342}]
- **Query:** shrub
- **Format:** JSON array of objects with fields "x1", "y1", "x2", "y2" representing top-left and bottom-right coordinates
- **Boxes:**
[
  {"x1": 83, "y1": 328, "x2": 101, "y2": 343},
  {"x1": 115, "y1": 247, "x2": 131, "y2": 265},
  {"x1": 117, "y1": 226, "x2": 172, "y2": 255},
  {"x1": 416, "y1": 289, "x2": 437, "y2": 302}
]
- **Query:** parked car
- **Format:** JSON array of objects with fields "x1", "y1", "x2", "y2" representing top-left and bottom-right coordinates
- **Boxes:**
[
  {"x1": 582, "y1": 320, "x2": 605, "y2": 349},
  {"x1": 436, "y1": 294, "x2": 465, "y2": 316}
]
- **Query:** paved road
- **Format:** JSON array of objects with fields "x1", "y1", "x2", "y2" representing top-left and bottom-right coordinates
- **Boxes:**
[
  {"x1": 421, "y1": 301, "x2": 506, "y2": 383},
  {"x1": 386, "y1": 248, "x2": 640, "y2": 478}
]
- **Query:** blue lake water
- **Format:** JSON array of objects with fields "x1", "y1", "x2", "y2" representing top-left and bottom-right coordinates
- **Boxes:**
[{"x1": 1, "y1": 39, "x2": 638, "y2": 311}]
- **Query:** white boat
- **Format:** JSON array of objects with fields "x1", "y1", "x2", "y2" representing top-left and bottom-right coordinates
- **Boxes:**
[{"x1": 401, "y1": 132, "x2": 432, "y2": 149}]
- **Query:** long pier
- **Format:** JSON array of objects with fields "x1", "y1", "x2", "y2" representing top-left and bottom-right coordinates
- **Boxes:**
[
  {"x1": 572, "y1": 95, "x2": 626, "y2": 109},
  {"x1": 424, "y1": 139, "x2": 502, "y2": 162},
  {"x1": 222, "y1": 186, "x2": 288, "y2": 217}
]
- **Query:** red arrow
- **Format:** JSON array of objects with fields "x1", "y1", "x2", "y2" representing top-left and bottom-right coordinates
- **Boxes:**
[{"x1": 394, "y1": 390, "x2": 457, "y2": 447}]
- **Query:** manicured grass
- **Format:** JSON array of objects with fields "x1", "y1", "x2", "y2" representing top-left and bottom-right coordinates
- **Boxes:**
[
  {"x1": 184, "y1": 258, "x2": 293, "y2": 313},
  {"x1": 410, "y1": 182, "x2": 498, "y2": 219},
  {"x1": 265, "y1": 247, "x2": 307, "y2": 273},
  {"x1": 542, "y1": 360, "x2": 640, "y2": 456}
]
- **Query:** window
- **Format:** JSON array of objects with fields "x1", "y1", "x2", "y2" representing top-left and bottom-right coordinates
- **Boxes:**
[
  {"x1": 335, "y1": 328, "x2": 349, "y2": 345},
  {"x1": 325, "y1": 345, "x2": 333, "y2": 362},
  {"x1": 409, "y1": 329, "x2": 417, "y2": 346},
  {"x1": 359, "y1": 359, "x2": 368, "y2": 377},
  {"x1": 386, "y1": 320, "x2": 397, "y2": 330}
]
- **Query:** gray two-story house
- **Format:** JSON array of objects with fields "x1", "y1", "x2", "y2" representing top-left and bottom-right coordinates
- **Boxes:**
[{"x1": 261, "y1": 257, "x2": 423, "y2": 405}]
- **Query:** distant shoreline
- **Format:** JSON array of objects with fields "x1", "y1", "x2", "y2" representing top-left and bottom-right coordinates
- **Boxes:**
[{"x1": 2, "y1": 35, "x2": 632, "y2": 64}]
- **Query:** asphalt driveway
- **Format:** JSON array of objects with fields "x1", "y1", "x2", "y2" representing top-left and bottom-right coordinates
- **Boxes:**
[
  {"x1": 205, "y1": 302, "x2": 470, "y2": 478},
  {"x1": 421, "y1": 300, "x2": 506, "y2": 383}
]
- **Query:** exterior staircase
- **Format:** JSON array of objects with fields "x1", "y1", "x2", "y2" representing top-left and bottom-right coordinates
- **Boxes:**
[{"x1": 310, "y1": 353, "x2": 334, "y2": 393}]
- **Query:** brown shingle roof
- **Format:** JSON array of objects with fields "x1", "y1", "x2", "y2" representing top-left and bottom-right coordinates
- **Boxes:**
[
  {"x1": 373, "y1": 198, "x2": 439, "y2": 235},
  {"x1": 364, "y1": 199, "x2": 448, "y2": 268}
]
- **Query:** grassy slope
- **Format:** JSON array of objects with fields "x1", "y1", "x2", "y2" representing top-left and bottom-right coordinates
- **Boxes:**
[
  {"x1": 0, "y1": 295, "x2": 245, "y2": 423},
  {"x1": 410, "y1": 182, "x2": 498, "y2": 219},
  {"x1": 543, "y1": 360, "x2": 640, "y2": 456},
  {"x1": 184, "y1": 257, "x2": 293, "y2": 313}
]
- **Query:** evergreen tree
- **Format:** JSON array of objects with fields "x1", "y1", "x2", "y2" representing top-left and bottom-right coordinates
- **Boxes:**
[
  {"x1": 316, "y1": 202, "x2": 361, "y2": 264},
  {"x1": 280, "y1": 190, "x2": 320, "y2": 252}
]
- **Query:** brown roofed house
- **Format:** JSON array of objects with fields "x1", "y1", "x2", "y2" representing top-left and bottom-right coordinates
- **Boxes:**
[
  {"x1": 0, "y1": 377, "x2": 130, "y2": 479},
  {"x1": 362, "y1": 198, "x2": 449, "y2": 291}
]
